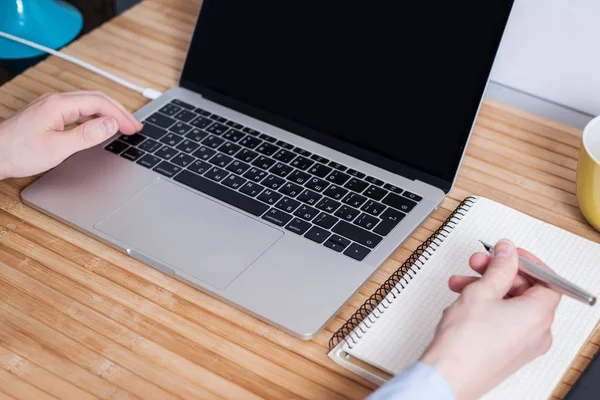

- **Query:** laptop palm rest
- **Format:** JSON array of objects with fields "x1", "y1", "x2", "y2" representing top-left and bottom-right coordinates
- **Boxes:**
[{"x1": 95, "y1": 178, "x2": 283, "y2": 289}]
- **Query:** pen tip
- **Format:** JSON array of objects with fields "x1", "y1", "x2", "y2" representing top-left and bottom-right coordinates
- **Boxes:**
[{"x1": 479, "y1": 240, "x2": 492, "y2": 251}]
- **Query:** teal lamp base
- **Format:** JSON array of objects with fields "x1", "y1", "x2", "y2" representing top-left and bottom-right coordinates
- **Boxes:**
[{"x1": 0, "y1": 0, "x2": 83, "y2": 60}]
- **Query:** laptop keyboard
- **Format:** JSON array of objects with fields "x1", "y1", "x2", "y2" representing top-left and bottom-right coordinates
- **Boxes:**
[{"x1": 104, "y1": 99, "x2": 422, "y2": 261}]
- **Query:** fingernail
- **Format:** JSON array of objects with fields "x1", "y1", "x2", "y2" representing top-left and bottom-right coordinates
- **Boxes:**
[
  {"x1": 101, "y1": 118, "x2": 116, "y2": 135},
  {"x1": 494, "y1": 239, "x2": 514, "y2": 258}
]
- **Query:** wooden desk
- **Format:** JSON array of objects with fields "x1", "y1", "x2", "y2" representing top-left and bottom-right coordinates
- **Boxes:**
[{"x1": 0, "y1": 0, "x2": 598, "y2": 398}]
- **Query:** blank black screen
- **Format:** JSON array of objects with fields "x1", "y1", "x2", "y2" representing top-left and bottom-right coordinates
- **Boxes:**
[{"x1": 181, "y1": 1, "x2": 513, "y2": 189}]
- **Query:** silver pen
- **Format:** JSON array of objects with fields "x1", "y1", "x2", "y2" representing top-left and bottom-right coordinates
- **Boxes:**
[{"x1": 479, "y1": 241, "x2": 597, "y2": 306}]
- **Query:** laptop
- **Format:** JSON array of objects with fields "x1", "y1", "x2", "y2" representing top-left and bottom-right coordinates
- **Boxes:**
[{"x1": 21, "y1": 1, "x2": 514, "y2": 338}]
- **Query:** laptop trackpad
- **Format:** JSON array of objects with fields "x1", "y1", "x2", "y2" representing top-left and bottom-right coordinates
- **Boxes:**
[{"x1": 95, "y1": 178, "x2": 282, "y2": 289}]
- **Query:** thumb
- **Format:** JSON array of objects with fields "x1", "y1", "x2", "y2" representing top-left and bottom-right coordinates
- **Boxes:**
[
  {"x1": 59, "y1": 117, "x2": 118, "y2": 156},
  {"x1": 478, "y1": 239, "x2": 519, "y2": 299}
]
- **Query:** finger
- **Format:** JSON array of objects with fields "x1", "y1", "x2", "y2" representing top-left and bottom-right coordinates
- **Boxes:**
[
  {"x1": 61, "y1": 91, "x2": 142, "y2": 131},
  {"x1": 518, "y1": 283, "x2": 562, "y2": 310},
  {"x1": 469, "y1": 251, "x2": 532, "y2": 293},
  {"x1": 449, "y1": 275, "x2": 480, "y2": 293},
  {"x1": 53, "y1": 117, "x2": 119, "y2": 158},
  {"x1": 477, "y1": 239, "x2": 519, "y2": 299}
]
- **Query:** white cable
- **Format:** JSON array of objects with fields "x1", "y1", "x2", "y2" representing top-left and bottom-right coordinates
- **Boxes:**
[{"x1": 0, "y1": 31, "x2": 163, "y2": 100}]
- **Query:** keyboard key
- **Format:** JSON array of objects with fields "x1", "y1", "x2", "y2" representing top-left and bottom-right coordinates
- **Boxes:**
[
  {"x1": 171, "y1": 153, "x2": 195, "y2": 168},
  {"x1": 209, "y1": 153, "x2": 233, "y2": 168},
  {"x1": 188, "y1": 160, "x2": 211, "y2": 175},
  {"x1": 206, "y1": 122, "x2": 229, "y2": 135},
  {"x1": 313, "y1": 213, "x2": 339, "y2": 230},
  {"x1": 235, "y1": 149, "x2": 259, "y2": 163},
  {"x1": 259, "y1": 133, "x2": 276, "y2": 143},
  {"x1": 304, "y1": 226, "x2": 330, "y2": 244},
  {"x1": 343, "y1": 243, "x2": 371, "y2": 261},
  {"x1": 290, "y1": 156, "x2": 314, "y2": 171},
  {"x1": 160, "y1": 133, "x2": 184, "y2": 147},
  {"x1": 192, "y1": 146, "x2": 216, "y2": 161},
  {"x1": 201, "y1": 135, "x2": 225, "y2": 149},
  {"x1": 345, "y1": 178, "x2": 369, "y2": 193},
  {"x1": 153, "y1": 161, "x2": 182, "y2": 178},
  {"x1": 285, "y1": 218, "x2": 312, "y2": 235},
  {"x1": 225, "y1": 121, "x2": 244, "y2": 129},
  {"x1": 287, "y1": 170, "x2": 311, "y2": 185},
  {"x1": 242, "y1": 127, "x2": 259, "y2": 136},
  {"x1": 326, "y1": 170, "x2": 350, "y2": 185},
  {"x1": 297, "y1": 189, "x2": 322, "y2": 206},
  {"x1": 239, "y1": 181, "x2": 265, "y2": 197},
  {"x1": 185, "y1": 128, "x2": 209, "y2": 142},
  {"x1": 332, "y1": 221, "x2": 382, "y2": 248},
  {"x1": 159, "y1": 103, "x2": 181, "y2": 116},
  {"x1": 293, "y1": 205, "x2": 319, "y2": 221},
  {"x1": 147, "y1": 113, "x2": 175, "y2": 128},
  {"x1": 365, "y1": 176, "x2": 384, "y2": 186},
  {"x1": 239, "y1": 136, "x2": 262, "y2": 149},
  {"x1": 262, "y1": 174, "x2": 286, "y2": 190},
  {"x1": 105, "y1": 141, "x2": 128, "y2": 154},
  {"x1": 257, "y1": 189, "x2": 283, "y2": 205},
  {"x1": 241, "y1": 166, "x2": 267, "y2": 182},
  {"x1": 262, "y1": 208, "x2": 292, "y2": 227},
  {"x1": 141, "y1": 123, "x2": 167, "y2": 140},
  {"x1": 361, "y1": 200, "x2": 386, "y2": 217},
  {"x1": 256, "y1": 142, "x2": 279, "y2": 156},
  {"x1": 364, "y1": 185, "x2": 387, "y2": 201},
  {"x1": 174, "y1": 170, "x2": 269, "y2": 216},
  {"x1": 324, "y1": 235, "x2": 351, "y2": 252},
  {"x1": 195, "y1": 107, "x2": 211, "y2": 116},
  {"x1": 305, "y1": 177, "x2": 329, "y2": 192},
  {"x1": 382, "y1": 193, "x2": 417, "y2": 213},
  {"x1": 139, "y1": 138, "x2": 162, "y2": 153},
  {"x1": 136, "y1": 154, "x2": 161, "y2": 169},
  {"x1": 334, "y1": 205, "x2": 360, "y2": 222},
  {"x1": 155, "y1": 145, "x2": 178, "y2": 160},
  {"x1": 204, "y1": 166, "x2": 228, "y2": 182},
  {"x1": 119, "y1": 133, "x2": 145, "y2": 146},
  {"x1": 176, "y1": 139, "x2": 200, "y2": 153},
  {"x1": 328, "y1": 161, "x2": 347, "y2": 171},
  {"x1": 169, "y1": 121, "x2": 193, "y2": 135},
  {"x1": 373, "y1": 208, "x2": 405, "y2": 236},
  {"x1": 173, "y1": 109, "x2": 196, "y2": 123},
  {"x1": 279, "y1": 182, "x2": 303, "y2": 198},
  {"x1": 310, "y1": 154, "x2": 329, "y2": 164},
  {"x1": 226, "y1": 160, "x2": 251, "y2": 175},
  {"x1": 315, "y1": 198, "x2": 341, "y2": 213},
  {"x1": 222, "y1": 174, "x2": 247, "y2": 190},
  {"x1": 323, "y1": 184, "x2": 348, "y2": 200},
  {"x1": 343, "y1": 192, "x2": 368, "y2": 209},
  {"x1": 171, "y1": 99, "x2": 194, "y2": 110},
  {"x1": 222, "y1": 129, "x2": 245, "y2": 142},
  {"x1": 384, "y1": 183, "x2": 404, "y2": 194},
  {"x1": 270, "y1": 163, "x2": 294, "y2": 178},
  {"x1": 218, "y1": 141, "x2": 242, "y2": 156},
  {"x1": 210, "y1": 115, "x2": 228, "y2": 123},
  {"x1": 293, "y1": 147, "x2": 311, "y2": 157},
  {"x1": 355, "y1": 213, "x2": 379, "y2": 230},
  {"x1": 273, "y1": 149, "x2": 296, "y2": 163},
  {"x1": 274, "y1": 197, "x2": 301, "y2": 213},
  {"x1": 252, "y1": 156, "x2": 276, "y2": 170},
  {"x1": 307, "y1": 163, "x2": 332, "y2": 178},
  {"x1": 121, "y1": 147, "x2": 145, "y2": 161},
  {"x1": 402, "y1": 191, "x2": 422, "y2": 202},
  {"x1": 189, "y1": 116, "x2": 213, "y2": 129},
  {"x1": 347, "y1": 169, "x2": 366, "y2": 179},
  {"x1": 276, "y1": 140, "x2": 294, "y2": 150}
]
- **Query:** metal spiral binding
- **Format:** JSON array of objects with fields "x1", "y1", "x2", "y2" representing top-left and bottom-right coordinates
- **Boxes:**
[{"x1": 328, "y1": 196, "x2": 477, "y2": 350}]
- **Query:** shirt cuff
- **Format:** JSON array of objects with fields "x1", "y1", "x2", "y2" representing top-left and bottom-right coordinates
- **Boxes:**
[{"x1": 366, "y1": 361, "x2": 455, "y2": 400}]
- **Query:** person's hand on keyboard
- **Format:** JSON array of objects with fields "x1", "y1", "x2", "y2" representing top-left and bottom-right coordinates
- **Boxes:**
[
  {"x1": 420, "y1": 239, "x2": 561, "y2": 400},
  {"x1": 0, "y1": 91, "x2": 141, "y2": 180}
]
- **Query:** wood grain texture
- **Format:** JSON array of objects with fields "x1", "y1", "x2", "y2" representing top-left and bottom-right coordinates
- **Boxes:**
[{"x1": 0, "y1": 0, "x2": 597, "y2": 398}]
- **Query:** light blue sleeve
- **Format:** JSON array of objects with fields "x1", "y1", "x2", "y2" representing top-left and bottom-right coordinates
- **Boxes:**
[{"x1": 366, "y1": 362, "x2": 455, "y2": 400}]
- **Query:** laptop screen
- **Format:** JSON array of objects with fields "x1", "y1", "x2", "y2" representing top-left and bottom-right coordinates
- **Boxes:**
[{"x1": 180, "y1": 1, "x2": 514, "y2": 191}]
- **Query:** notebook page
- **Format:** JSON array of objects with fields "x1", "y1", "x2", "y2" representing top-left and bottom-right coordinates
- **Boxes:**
[{"x1": 342, "y1": 197, "x2": 600, "y2": 399}]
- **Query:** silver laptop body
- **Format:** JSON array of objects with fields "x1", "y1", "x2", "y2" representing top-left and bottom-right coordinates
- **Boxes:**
[{"x1": 21, "y1": 1, "x2": 514, "y2": 338}]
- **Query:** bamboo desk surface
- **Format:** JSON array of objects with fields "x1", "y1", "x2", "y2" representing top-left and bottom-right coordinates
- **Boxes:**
[{"x1": 0, "y1": 0, "x2": 598, "y2": 398}]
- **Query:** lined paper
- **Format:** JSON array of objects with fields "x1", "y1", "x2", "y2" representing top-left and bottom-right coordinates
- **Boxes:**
[{"x1": 341, "y1": 197, "x2": 600, "y2": 399}]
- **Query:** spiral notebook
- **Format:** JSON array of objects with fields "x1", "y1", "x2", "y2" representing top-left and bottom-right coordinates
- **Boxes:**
[{"x1": 329, "y1": 196, "x2": 600, "y2": 399}]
